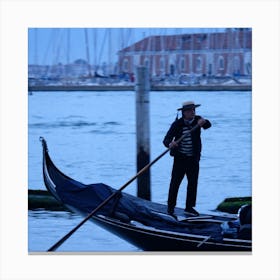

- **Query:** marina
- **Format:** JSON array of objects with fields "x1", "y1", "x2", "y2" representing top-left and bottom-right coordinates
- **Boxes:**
[
  {"x1": 28, "y1": 83, "x2": 251, "y2": 92},
  {"x1": 28, "y1": 28, "x2": 252, "y2": 94}
]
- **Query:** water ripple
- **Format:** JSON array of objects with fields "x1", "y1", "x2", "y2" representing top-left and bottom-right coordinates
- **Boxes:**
[{"x1": 29, "y1": 120, "x2": 123, "y2": 129}]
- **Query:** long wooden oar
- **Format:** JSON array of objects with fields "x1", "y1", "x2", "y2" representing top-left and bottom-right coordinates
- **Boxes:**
[{"x1": 47, "y1": 124, "x2": 200, "y2": 252}]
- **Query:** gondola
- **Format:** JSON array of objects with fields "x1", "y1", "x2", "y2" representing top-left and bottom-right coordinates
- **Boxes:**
[{"x1": 40, "y1": 137, "x2": 252, "y2": 252}]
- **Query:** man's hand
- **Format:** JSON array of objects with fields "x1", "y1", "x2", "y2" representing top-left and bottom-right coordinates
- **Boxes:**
[
  {"x1": 197, "y1": 117, "x2": 206, "y2": 127},
  {"x1": 169, "y1": 141, "x2": 178, "y2": 149}
]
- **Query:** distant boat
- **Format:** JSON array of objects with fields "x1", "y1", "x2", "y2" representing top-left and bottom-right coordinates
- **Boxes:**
[{"x1": 40, "y1": 137, "x2": 252, "y2": 252}]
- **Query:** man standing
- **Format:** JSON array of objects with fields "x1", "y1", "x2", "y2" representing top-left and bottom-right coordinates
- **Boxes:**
[{"x1": 163, "y1": 101, "x2": 211, "y2": 216}]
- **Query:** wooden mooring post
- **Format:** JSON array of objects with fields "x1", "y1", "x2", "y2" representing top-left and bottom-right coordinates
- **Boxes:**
[{"x1": 135, "y1": 66, "x2": 151, "y2": 200}]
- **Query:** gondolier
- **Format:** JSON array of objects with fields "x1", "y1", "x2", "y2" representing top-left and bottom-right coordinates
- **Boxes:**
[{"x1": 163, "y1": 101, "x2": 211, "y2": 216}]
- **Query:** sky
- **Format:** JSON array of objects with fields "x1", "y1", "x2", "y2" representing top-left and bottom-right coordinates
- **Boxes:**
[{"x1": 28, "y1": 28, "x2": 225, "y2": 66}]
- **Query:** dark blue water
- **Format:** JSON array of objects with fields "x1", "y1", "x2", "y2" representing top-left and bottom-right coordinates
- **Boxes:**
[{"x1": 28, "y1": 90, "x2": 251, "y2": 252}]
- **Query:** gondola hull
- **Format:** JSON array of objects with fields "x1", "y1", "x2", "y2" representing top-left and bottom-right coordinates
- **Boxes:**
[
  {"x1": 87, "y1": 215, "x2": 251, "y2": 251},
  {"x1": 40, "y1": 138, "x2": 252, "y2": 252}
]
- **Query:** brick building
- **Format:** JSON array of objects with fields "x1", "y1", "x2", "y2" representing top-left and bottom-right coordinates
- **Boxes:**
[{"x1": 117, "y1": 28, "x2": 252, "y2": 78}]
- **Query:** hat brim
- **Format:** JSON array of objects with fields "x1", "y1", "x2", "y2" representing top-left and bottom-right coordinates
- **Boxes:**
[{"x1": 177, "y1": 104, "x2": 201, "y2": 111}]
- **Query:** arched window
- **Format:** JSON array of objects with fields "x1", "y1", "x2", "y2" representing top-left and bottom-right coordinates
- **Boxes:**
[
  {"x1": 180, "y1": 57, "x2": 185, "y2": 71},
  {"x1": 160, "y1": 57, "x2": 165, "y2": 71},
  {"x1": 144, "y1": 58, "x2": 150, "y2": 69},
  {"x1": 170, "y1": 64, "x2": 175, "y2": 75},
  {"x1": 208, "y1": 63, "x2": 212, "y2": 75},
  {"x1": 218, "y1": 56, "x2": 224, "y2": 70},
  {"x1": 233, "y1": 56, "x2": 240, "y2": 75},
  {"x1": 246, "y1": 62, "x2": 251, "y2": 75},
  {"x1": 123, "y1": 59, "x2": 129, "y2": 72},
  {"x1": 196, "y1": 56, "x2": 202, "y2": 71}
]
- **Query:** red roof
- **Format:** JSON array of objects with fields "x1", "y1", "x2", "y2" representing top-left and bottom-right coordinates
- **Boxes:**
[{"x1": 118, "y1": 29, "x2": 252, "y2": 53}]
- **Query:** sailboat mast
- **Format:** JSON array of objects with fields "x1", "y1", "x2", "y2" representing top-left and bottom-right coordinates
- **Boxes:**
[
  {"x1": 66, "y1": 29, "x2": 70, "y2": 65},
  {"x1": 84, "y1": 28, "x2": 91, "y2": 77},
  {"x1": 108, "y1": 28, "x2": 112, "y2": 75},
  {"x1": 93, "y1": 29, "x2": 97, "y2": 72},
  {"x1": 34, "y1": 29, "x2": 38, "y2": 65}
]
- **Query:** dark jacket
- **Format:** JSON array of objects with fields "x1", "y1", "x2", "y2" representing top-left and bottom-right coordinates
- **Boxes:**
[{"x1": 163, "y1": 116, "x2": 211, "y2": 161}]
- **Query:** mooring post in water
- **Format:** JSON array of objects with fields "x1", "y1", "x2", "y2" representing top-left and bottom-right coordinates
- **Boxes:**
[{"x1": 135, "y1": 66, "x2": 151, "y2": 200}]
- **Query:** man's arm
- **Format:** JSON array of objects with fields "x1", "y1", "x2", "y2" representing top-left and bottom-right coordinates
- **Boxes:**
[
  {"x1": 163, "y1": 121, "x2": 178, "y2": 148},
  {"x1": 197, "y1": 117, "x2": 211, "y2": 129}
]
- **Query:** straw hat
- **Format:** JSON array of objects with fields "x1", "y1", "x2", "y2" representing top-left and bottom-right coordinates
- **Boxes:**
[{"x1": 177, "y1": 101, "x2": 201, "y2": 111}]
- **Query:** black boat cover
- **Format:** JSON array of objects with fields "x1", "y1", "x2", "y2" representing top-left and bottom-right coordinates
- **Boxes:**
[{"x1": 45, "y1": 150, "x2": 225, "y2": 241}]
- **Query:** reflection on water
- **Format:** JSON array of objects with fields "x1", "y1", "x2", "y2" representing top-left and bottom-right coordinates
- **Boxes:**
[{"x1": 29, "y1": 210, "x2": 139, "y2": 252}]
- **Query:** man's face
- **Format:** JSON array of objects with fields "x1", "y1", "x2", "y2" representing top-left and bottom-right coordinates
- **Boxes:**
[{"x1": 183, "y1": 107, "x2": 195, "y2": 120}]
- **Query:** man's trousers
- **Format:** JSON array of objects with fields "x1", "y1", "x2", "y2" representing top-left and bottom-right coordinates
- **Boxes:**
[{"x1": 167, "y1": 155, "x2": 199, "y2": 211}]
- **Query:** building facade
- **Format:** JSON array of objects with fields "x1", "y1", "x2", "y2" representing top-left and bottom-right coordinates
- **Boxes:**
[{"x1": 117, "y1": 28, "x2": 252, "y2": 78}]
